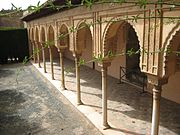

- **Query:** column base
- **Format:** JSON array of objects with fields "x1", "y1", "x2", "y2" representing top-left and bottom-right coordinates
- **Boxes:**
[
  {"x1": 102, "y1": 123, "x2": 111, "y2": 130},
  {"x1": 77, "y1": 100, "x2": 83, "y2": 106},
  {"x1": 61, "y1": 86, "x2": 67, "y2": 90}
]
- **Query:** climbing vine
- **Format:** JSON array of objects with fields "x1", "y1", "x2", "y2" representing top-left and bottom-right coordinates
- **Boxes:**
[{"x1": 0, "y1": 0, "x2": 180, "y2": 77}]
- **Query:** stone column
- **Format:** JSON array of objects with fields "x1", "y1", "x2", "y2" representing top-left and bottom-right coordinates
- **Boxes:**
[
  {"x1": 148, "y1": 76, "x2": 168, "y2": 135},
  {"x1": 38, "y1": 42, "x2": 42, "y2": 68},
  {"x1": 32, "y1": 41, "x2": 36, "y2": 63},
  {"x1": 35, "y1": 41, "x2": 41, "y2": 68},
  {"x1": 49, "y1": 47, "x2": 55, "y2": 80},
  {"x1": 59, "y1": 48, "x2": 66, "y2": 90},
  {"x1": 99, "y1": 61, "x2": 111, "y2": 129},
  {"x1": 151, "y1": 85, "x2": 162, "y2": 135},
  {"x1": 75, "y1": 54, "x2": 83, "y2": 105},
  {"x1": 29, "y1": 40, "x2": 33, "y2": 59},
  {"x1": 41, "y1": 42, "x2": 47, "y2": 73}
]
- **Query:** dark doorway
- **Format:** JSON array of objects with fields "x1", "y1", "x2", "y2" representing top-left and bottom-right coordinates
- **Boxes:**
[{"x1": 125, "y1": 24, "x2": 147, "y2": 87}]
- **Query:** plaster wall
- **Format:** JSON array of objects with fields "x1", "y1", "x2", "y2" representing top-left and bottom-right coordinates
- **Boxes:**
[
  {"x1": 162, "y1": 72, "x2": 180, "y2": 104},
  {"x1": 108, "y1": 27, "x2": 126, "y2": 79},
  {"x1": 81, "y1": 31, "x2": 93, "y2": 68},
  {"x1": 64, "y1": 50, "x2": 74, "y2": 61}
]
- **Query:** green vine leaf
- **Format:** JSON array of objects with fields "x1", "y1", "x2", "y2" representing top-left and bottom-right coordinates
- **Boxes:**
[
  {"x1": 66, "y1": 0, "x2": 72, "y2": 8},
  {"x1": 78, "y1": 58, "x2": 86, "y2": 66},
  {"x1": 136, "y1": 0, "x2": 147, "y2": 9}
]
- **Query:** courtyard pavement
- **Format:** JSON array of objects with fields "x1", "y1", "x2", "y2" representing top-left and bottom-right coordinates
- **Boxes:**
[
  {"x1": 35, "y1": 58, "x2": 180, "y2": 135},
  {"x1": 0, "y1": 63, "x2": 102, "y2": 135}
]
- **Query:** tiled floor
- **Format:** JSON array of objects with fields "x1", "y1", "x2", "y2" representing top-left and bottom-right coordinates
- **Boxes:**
[{"x1": 37, "y1": 58, "x2": 180, "y2": 135}]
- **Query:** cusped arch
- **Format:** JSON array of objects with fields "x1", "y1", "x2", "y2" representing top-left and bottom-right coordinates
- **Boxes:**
[
  {"x1": 35, "y1": 26, "x2": 40, "y2": 42},
  {"x1": 76, "y1": 21, "x2": 93, "y2": 53},
  {"x1": 47, "y1": 25, "x2": 55, "y2": 41},
  {"x1": 102, "y1": 17, "x2": 142, "y2": 56},
  {"x1": 58, "y1": 23, "x2": 70, "y2": 47},
  {"x1": 30, "y1": 27, "x2": 34, "y2": 41},
  {"x1": 40, "y1": 26, "x2": 46, "y2": 42},
  {"x1": 162, "y1": 23, "x2": 180, "y2": 77}
]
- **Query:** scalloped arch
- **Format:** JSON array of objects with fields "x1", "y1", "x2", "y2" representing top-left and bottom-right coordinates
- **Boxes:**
[
  {"x1": 76, "y1": 19, "x2": 93, "y2": 39},
  {"x1": 35, "y1": 26, "x2": 40, "y2": 41},
  {"x1": 40, "y1": 26, "x2": 46, "y2": 42},
  {"x1": 75, "y1": 20, "x2": 93, "y2": 53},
  {"x1": 30, "y1": 27, "x2": 34, "y2": 40},
  {"x1": 47, "y1": 25, "x2": 55, "y2": 40},
  {"x1": 59, "y1": 23, "x2": 70, "y2": 33},
  {"x1": 58, "y1": 23, "x2": 70, "y2": 47},
  {"x1": 102, "y1": 17, "x2": 142, "y2": 55},
  {"x1": 162, "y1": 23, "x2": 180, "y2": 77}
]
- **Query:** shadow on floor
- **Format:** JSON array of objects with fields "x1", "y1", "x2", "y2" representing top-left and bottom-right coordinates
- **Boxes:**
[
  {"x1": 0, "y1": 89, "x2": 45, "y2": 135},
  {"x1": 62, "y1": 58, "x2": 180, "y2": 134}
]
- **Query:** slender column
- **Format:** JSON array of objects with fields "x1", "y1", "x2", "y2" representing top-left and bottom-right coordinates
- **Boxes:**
[
  {"x1": 36, "y1": 42, "x2": 41, "y2": 68},
  {"x1": 100, "y1": 62, "x2": 111, "y2": 129},
  {"x1": 59, "y1": 49, "x2": 66, "y2": 90},
  {"x1": 41, "y1": 43, "x2": 47, "y2": 73},
  {"x1": 75, "y1": 54, "x2": 83, "y2": 105},
  {"x1": 49, "y1": 47, "x2": 54, "y2": 80},
  {"x1": 151, "y1": 85, "x2": 162, "y2": 135},
  {"x1": 29, "y1": 40, "x2": 33, "y2": 58},
  {"x1": 32, "y1": 41, "x2": 36, "y2": 63}
]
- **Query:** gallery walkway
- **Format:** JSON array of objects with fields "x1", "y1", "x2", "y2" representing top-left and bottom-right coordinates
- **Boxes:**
[{"x1": 35, "y1": 58, "x2": 180, "y2": 135}]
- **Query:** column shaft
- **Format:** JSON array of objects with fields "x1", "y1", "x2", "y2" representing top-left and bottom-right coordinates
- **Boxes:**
[
  {"x1": 32, "y1": 42, "x2": 36, "y2": 63},
  {"x1": 101, "y1": 64, "x2": 110, "y2": 129},
  {"x1": 42, "y1": 44, "x2": 47, "y2": 73},
  {"x1": 75, "y1": 55, "x2": 82, "y2": 105},
  {"x1": 59, "y1": 51, "x2": 66, "y2": 89},
  {"x1": 151, "y1": 85, "x2": 162, "y2": 135},
  {"x1": 49, "y1": 47, "x2": 54, "y2": 80},
  {"x1": 36, "y1": 42, "x2": 41, "y2": 68}
]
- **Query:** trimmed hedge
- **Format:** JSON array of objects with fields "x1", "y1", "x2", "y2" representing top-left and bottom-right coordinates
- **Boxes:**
[{"x1": 0, "y1": 28, "x2": 29, "y2": 64}]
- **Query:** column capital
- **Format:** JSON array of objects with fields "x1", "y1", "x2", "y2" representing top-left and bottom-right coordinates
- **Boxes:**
[
  {"x1": 73, "y1": 52, "x2": 82, "y2": 58},
  {"x1": 98, "y1": 60, "x2": 111, "y2": 68},
  {"x1": 147, "y1": 74, "x2": 168, "y2": 86},
  {"x1": 58, "y1": 46, "x2": 67, "y2": 52}
]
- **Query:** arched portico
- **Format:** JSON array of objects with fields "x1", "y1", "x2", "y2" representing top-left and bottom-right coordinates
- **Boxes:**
[{"x1": 23, "y1": 2, "x2": 180, "y2": 134}]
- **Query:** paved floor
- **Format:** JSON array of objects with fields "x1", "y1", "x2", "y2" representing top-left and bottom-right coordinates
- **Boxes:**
[
  {"x1": 0, "y1": 63, "x2": 102, "y2": 135},
  {"x1": 40, "y1": 58, "x2": 180, "y2": 135}
]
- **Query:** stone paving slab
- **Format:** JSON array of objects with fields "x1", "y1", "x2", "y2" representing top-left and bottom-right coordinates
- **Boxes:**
[
  {"x1": 0, "y1": 63, "x2": 102, "y2": 135},
  {"x1": 35, "y1": 58, "x2": 180, "y2": 135}
]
